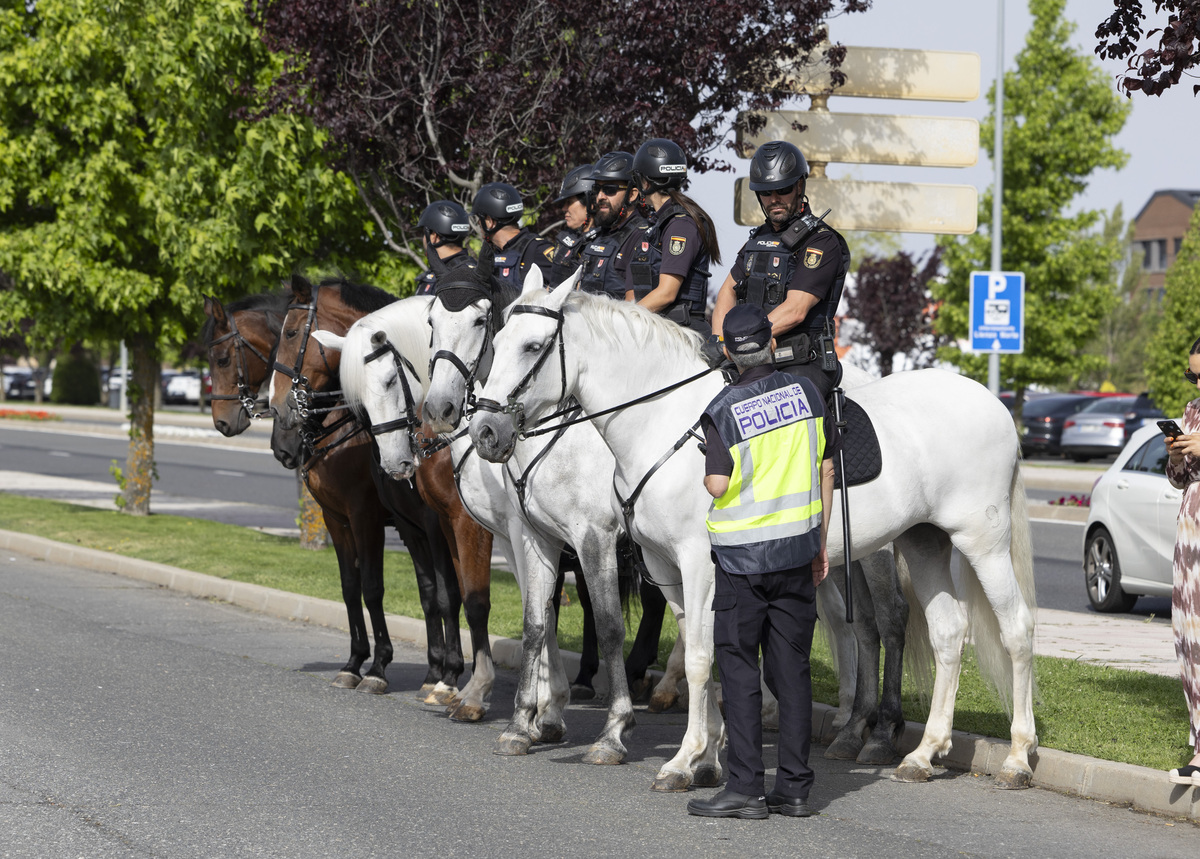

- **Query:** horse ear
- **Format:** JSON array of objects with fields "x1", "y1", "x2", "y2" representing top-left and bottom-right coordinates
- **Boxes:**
[
  {"x1": 558, "y1": 265, "x2": 582, "y2": 293},
  {"x1": 542, "y1": 272, "x2": 575, "y2": 312},
  {"x1": 290, "y1": 273, "x2": 313, "y2": 302},
  {"x1": 311, "y1": 330, "x2": 345, "y2": 353},
  {"x1": 203, "y1": 295, "x2": 225, "y2": 323},
  {"x1": 522, "y1": 263, "x2": 544, "y2": 294},
  {"x1": 426, "y1": 243, "x2": 450, "y2": 279},
  {"x1": 475, "y1": 242, "x2": 494, "y2": 280},
  {"x1": 370, "y1": 330, "x2": 388, "y2": 347}
]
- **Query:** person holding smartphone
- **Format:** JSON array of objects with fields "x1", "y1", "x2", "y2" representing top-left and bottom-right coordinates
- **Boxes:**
[{"x1": 1163, "y1": 335, "x2": 1200, "y2": 787}]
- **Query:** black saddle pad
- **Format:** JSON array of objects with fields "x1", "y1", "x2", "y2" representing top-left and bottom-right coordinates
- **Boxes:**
[{"x1": 832, "y1": 397, "x2": 881, "y2": 490}]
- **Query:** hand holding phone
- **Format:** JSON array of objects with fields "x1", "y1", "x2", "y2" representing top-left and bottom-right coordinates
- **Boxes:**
[{"x1": 1158, "y1": 419, "x2": 1184, "y2": 438}]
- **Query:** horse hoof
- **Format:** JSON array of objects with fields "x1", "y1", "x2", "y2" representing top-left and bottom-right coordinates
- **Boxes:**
[
  {"x1": 647, "y1": 691, "x2": 678, "y2": 713},
  {"x1": 857, "y1": 741, "x2": 898, "y2": 766},
  {"x1": 825, "y1": 733, "x2": 865, "y2": 761},
  {"x1": 651, "y1": 770, "x2": 692, "y2": 792},
  {"x1": 416, "y1": 683, "x2": 436, "y2": 700},
  {"x1": 993, "y1": 768, "x2": 1033, "y2": 790},
  {"x1": 629, "y1": 677, "x2": 652, "y2": 703},
  {"x1": 494, "y1": 734, "x2": 532, "y2": 756},
  {"x1": 536, "y1": 723, "x2": 566, "y2": 745},
  {"x1": 692, "y1": 764, "x2": 721, "y2": 788},
  {"x1": 332, "y1": 672, "x2": 362, "y2": 690},
  {"x1": 892, "y1": 761, "x2": 932, "y2": 783},
  {"x1": 582, "y1": 744, "x2": 626, "y2": 766},
  {"x1": 356, "y1": 676, "x2": 388, "y2": 695},
  {"x1": 571, "y1": 683, "x2": 596, "y2": 701},
  {"x1": 447, "y1": 702, "x2": 486, "y2": 722},
  {"x1": 425, "y1": 687, "x2": 458, "y2": 706}
]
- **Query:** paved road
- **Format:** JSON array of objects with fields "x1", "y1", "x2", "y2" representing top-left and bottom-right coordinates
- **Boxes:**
[{"x1": 1, "y1": 554, "x2": 1196, "y2": 858}]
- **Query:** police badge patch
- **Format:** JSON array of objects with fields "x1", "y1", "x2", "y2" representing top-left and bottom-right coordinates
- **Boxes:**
[
  {"x1": 669, "y1": 236, "x2": 686, "y2": 256},
  {"x1": 804, "y1": 247, "x2": 824, "y2": 269},
  {"x1": 543, "y1": 246, "x2": 555, "y2": 261}
]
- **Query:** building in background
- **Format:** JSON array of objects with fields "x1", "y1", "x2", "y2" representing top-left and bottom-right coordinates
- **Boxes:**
[{"x1": 1133, "y1": 190, "x2": 1200, "y2": 297}]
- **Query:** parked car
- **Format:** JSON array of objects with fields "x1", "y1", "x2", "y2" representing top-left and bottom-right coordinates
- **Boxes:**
[
  {"x1": 1059, "y1": 396, "x2": 1138, "y2": 461},
  {"x1": 4, "y1": 369, "x2": 35, "y2": 400},
  {"x1": 1083, "y1": 422, "x2": 1178, "y2": 612},
  {"x1": 1019, "y1": 393, "x2": 1096, "y2": 457},
  {"x1": 162, "y1": 369, "x2": 211, "y2": 405},
  {"x1": 1120, "y1": 392, "x2": 1166, "y2": 439}
]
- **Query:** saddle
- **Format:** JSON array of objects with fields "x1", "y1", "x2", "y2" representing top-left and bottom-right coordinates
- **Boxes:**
[{"x1": 832, "y1": 396, "x2": 882, "y2": 490}]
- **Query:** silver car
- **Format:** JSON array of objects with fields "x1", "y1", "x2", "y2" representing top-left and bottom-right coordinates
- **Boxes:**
[
  {"x1": 1060, "y1": 395, "x2": 1136, "y2": 462},
  {"x1": 1082, "y1": 423, "x2": 1179, "y2": 612}
]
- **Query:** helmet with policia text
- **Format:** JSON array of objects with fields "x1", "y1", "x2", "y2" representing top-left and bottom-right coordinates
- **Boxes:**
[
  {"x1": 554, "y1": 164, "x2": 595, "y2": 203},
  {"x1": 632, "y1": 138, "x2": 688, "y2": 192},
  {"x1": 471, "y1": 182, "x2": 525, "y2": 232},
  {"x1": 417, "y1": 200, "x2": 471, "y2": 242},
  {"x1": 747, "y1": 140, "x2": 809, "y2": 192}
]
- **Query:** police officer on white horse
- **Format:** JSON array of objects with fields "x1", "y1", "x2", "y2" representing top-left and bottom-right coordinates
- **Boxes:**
[
  {"x1": 574, "y1": 151, "x2": 649, "y2": 299},
  {"x1": 414, "y1": 200, "x2": 474, "y2": 297},
  {"x1": 548, "y1": 164, "x2": 594, "y2": 285},
  {"x1": 710, "y1": 140, "x2": 849, "y2": 403},
  {"x1": 471, "y1": 182, "x2": 555, "y2": 290}
]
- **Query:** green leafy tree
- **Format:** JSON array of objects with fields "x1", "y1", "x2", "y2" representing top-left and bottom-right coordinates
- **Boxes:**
[
  {"x1": 933, "y1": 0, "x2": 1131, "y2": 415},
  {"x1": 0, "y1": 0, "x2": 405, "y2": 513},
  {"x1": 1146, "y1": 207, "x2": 1200, "y2": 416}
]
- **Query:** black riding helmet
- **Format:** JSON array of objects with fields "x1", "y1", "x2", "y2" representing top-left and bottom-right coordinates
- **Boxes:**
[
  {"x1": 632, "y1": 138, "x2": 688, "y2": 193},
  {"x1": 554, "y1": 164, "x2": 595, "y2": 204},
  {"x1": 588, "y1": 151, "x2": 638, "y2": 221},
  {"x1": 417, "y1": 200, "x2": 471, "y2": 242},
  {"x1": 747, "y1": 140, "x2": 809, "y2": 192},
  {"x1": 471, "y1": 182, "x2": 524, "y2": 234}
]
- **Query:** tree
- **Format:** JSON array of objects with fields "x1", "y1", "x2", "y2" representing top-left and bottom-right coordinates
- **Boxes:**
[
  {"x1": 845, "y1": 248, "x2": 943, "y2": 376},
  {"x1": 1096, "y1": 1, "x2": 1200, "y2": 96},
  {"x1": 933, "y1": 0, "x2": 1131, "y2": 415},
  {"x1": 1146, "y1": 206, "x2": 1200, "y2": 416},
  {"x1": 247, "y1": 0, "x2": 870, "y2": 265},
  {"x1": 0, "y1": 0, "x2": 403, "y2": 513}
]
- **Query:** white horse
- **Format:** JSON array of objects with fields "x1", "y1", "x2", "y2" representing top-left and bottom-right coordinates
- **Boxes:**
[
  {"x1": 313, "y1": 289, "x2": 638, "y2": 764},
  {"x1": 469, "y1": 282, "x2": 1038, "y2": 791}
]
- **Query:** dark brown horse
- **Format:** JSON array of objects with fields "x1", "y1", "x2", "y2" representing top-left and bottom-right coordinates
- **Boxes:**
[
  {"x1": 265, "y1": 276, "x2": 497, "y2": 721},
  {"x1": 202, "y1": 292, "x2": 469, "y2": 708}
]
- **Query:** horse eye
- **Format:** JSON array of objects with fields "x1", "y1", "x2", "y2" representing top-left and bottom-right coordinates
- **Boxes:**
[
  {"x1": 384, "y1": 375, "x2": 397, "y2": 390},
  {"x1": 474, "y1": 317, "x2": 487, "y2": 328},
  {"x1": 285, "y1": 329, "x2": 298, "y2": 339},
  {"x1": 217, "y1": 357, "x2": 231, "y2": 368},
  {"x1": 525, "y1": 341, "x2": 543, "y2": 354}
]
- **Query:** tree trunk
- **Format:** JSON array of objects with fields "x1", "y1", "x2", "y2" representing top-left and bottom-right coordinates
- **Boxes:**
[
  {"x1": 879, "y1": 349, "x2": 895, "y2": 377},
  {"x1": 122, "y1": 333, "x2": 159, "y2": 516},
  {"x1": 297, "y1": 471, "x2": 328, "y2": 550}
]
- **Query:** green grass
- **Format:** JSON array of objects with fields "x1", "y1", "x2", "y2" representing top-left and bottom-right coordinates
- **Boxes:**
[{"x1": 1, "y1": 491, "x2": 1192, "y2": 771}]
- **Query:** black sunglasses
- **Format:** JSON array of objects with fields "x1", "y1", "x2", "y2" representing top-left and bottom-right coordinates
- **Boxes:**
[
  {"x1": 1186, "y1": 370, "x2": 1199, "y2": 384},
  {"x1": 595, "y1": 183, "x2": 625, "y2": 197},
  {"x1": 755, "y1": 183, "x2": 798, "y2": 198}
]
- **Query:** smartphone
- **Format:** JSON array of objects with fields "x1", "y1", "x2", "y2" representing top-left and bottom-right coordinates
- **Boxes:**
[{"x1": 1157, "y1": 419, "x2": 1184, "y2": 438}]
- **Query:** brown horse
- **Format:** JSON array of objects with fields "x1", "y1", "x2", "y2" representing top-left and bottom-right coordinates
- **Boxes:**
[
  {"x1": 202, "y1": 292, "x2": 470, "y2": 708},
  {"x1": 265, "y1": 276, "x2": 497, "y2": 721}
]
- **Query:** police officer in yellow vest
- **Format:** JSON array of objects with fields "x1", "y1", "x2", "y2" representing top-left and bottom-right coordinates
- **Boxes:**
[{"x1": 687, "y1": 303, "x2": 836, "y2": 821}]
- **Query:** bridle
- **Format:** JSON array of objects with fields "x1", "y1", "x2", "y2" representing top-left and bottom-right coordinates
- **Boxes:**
[
  {"x1": 428, "y1": 285, "x2": 497, "y2": 415},
  {"x1": 472, "y1": 304, "x2": 568, "y2": 433},
  {"x1": 362, "y1": 334, "x2": 423, "y2": 453},
  {"x1": 207, "y1": 310, "x2": 272, "y2": 419},
  {"x1": 273, "y1": 284, "x2": 344, "y2": 424}
]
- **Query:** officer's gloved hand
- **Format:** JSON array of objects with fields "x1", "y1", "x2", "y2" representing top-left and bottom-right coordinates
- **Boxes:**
[{"x1": 701, "y1": 334, "x2": 726, "y2": 369}]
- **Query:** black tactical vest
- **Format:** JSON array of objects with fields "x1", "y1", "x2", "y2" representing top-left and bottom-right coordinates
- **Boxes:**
[
  {"x1": 415, "y1": 249, "x2": 473, "y2": 296},
  {"x1": 628, "y1": 201, "x2": 710, "y2": 321},
  {"x1": 492, "y1": 229, "x2": 551, "y2": 289},
  {"x1": 578, "y1": 213, "x2": 648, "y2": 298}
]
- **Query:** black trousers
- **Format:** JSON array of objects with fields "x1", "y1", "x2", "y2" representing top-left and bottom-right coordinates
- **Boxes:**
[{"x1": 712, "y1": 561, "x2": 816, "y2": 799}]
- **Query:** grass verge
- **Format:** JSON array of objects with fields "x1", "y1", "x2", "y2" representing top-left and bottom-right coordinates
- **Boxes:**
[{"x1": 1, "y1": 491, "x2": 1192, "y2": 772}]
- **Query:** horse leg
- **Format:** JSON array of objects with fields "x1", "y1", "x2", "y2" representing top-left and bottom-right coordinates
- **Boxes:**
[
  {"x1": 578, "y1": 534, "x2": 636, "y2": 765},
  {"x1": 445, "y1": 512, "x2": 495, "y2": 723},
  {"x1": 815, "y1": 572, "x2": 859, "y2": 739},
  {"x1": 572, "y1": 569, "x2": 600, "y2": 699},
  {"x1": 325, "y1": 516, "x2": 368, "y2": 689},
  {"x1": 892, "y1": 525, "x2": 966, "y2": 783},
  {"x1": 390, "y1": 513, "x2": 447, "y2": 698},
  {"x1": 626, "y1": 580, "x2": 666, "y2": 701},
  {"x1": 858, "y1": 548, "x2": 909, "y2": 766},
  {"x1": 535, "y1": 591, "x2": 571, "y2": 745},
  {"x1": 825, "y1": 560, "x2": 879, "y2": 761},
  {"x1": 648, "y1": 616, "x2": 685, "y2": 713},
  {"x1": 424, "y1": 507, "x2": 465, "y2": 706},
  {"x1": 355, "y1": 509, "x2": 394, "y2": 696}
]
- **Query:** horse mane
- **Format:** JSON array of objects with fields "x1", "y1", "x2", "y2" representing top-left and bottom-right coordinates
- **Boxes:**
[
  {"x1": 491, "y1": 278, "x2": 522, "y2": 315},
  {"x1": 340, "y1": 296, "x2": 434, "y2": 416},
  {"x1": 320, "y1": 276, "x2": 400, "y2": 314},
  {"x1": 200, "y1": 291, "x2": 290, "y2": 346},
  {"x1": 508, "y1": 289, "x2": 706, "y2": 366}
]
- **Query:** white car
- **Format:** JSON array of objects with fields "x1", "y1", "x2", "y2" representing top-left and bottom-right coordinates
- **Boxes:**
[{"x1": 1083, "y1": 422, "x2": 1180, "y2": 612}]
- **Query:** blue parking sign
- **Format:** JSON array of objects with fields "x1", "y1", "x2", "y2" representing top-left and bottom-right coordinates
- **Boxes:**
[{"x1": 969, "y1": 271, "x2": 1024, "y2": 354}]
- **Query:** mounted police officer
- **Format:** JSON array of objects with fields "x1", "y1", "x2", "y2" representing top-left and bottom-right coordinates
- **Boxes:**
[
  {"x1": 414, "y1": 200, "x2": 474, "y2": 297},
  {"x1": 573, "y1": 151, "x2": 650, "y2": 299},
  {"x1": 471, "y1": 182, "x2": 555, "y2": 290},
  {"x1": 625, "y1": 138, "x2": 721, "y2": 334},
  {"x1": 688, "y1": 303, "x2": 836, "y2": 821},
  {"x1": 548, "y1": 164, "x2": 594, "y2": 285},
  {"x1": 710, "y1": 140, "x2": 849, "y2": 403}
]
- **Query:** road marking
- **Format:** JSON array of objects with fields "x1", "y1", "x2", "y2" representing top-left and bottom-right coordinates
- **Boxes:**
[
  {"x1": 48, "y1": 451, "x2": 71, "y2": 457},
  {"x1": 1029, "y1": 517, "x2": 1085, "y2": 526},
  {"x1": 214, "y1": 469, "x2": 246, "y2": 477}
]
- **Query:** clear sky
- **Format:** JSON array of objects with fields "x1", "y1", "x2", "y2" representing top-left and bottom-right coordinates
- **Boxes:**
[{"x1": 689, "y1": 0, "x2": 1196, "y2": 283}]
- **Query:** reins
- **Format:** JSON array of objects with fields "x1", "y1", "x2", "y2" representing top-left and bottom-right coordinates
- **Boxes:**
[{"x1": 206, "y1": 310, "x2": 273, "y2": 419}]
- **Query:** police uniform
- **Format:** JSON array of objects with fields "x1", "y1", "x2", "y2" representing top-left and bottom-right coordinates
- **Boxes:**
[
  {"x1": 729, "y1": 206, "x2": 849, "y2": 402},
  {"x1": 689, "y1": 306, "x2": 837, "y2": 818},
  {"x1": 577, "y1": 211, "x2": 649, "y2": 299},
  {"x1": 491, "y1": 227, "x2": 555, "y2": 289},
  {"x1": 548, "y1": 226, "x2": 590, "y2": 286},
  {"x1": 626, "y1": 202, "x2": 711, "y2": 334},
  {"x1": 414, "y1": 248, "x2": 474, "y2": 296}
]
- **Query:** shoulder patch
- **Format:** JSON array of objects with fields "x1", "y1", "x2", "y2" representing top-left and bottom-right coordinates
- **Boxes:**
[
  {"x1": 543, "y1": 246, "x2": 555, "y2": 261},
  {"x1": 803, "y1": 247, "x2": 824, "y2": 269},
  {"x1": 669, "y1": 236, "x2": 687, "y2": 256}
]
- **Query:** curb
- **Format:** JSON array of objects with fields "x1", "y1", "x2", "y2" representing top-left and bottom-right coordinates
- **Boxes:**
[{"x1": 3, "y1": 527, "x2": 1197, "y2": 823}]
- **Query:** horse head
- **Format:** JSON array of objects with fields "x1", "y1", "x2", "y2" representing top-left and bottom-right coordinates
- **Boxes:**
[{"x1": 203, "y1": 293, "x2": 284, "y2": 438}]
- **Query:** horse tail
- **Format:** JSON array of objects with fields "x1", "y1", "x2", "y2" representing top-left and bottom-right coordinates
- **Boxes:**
[
  {"x1": 960, "y1": 463, "x2": 1038, "y2": 718},
  {"x1": 617, "y1": 533, "x2": 643, "y2": 620},
  {"x1": 896, "y1": 545, "x2": 935, "y2": 706}
]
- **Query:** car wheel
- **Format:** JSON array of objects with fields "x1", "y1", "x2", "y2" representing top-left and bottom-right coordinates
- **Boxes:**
[
  {"x1": 1084, "y1": 527, "x2": 1138, "y2": 613},
  {"x1": 1070, "y1": 453, "x2": 1090, "y2": 463}
]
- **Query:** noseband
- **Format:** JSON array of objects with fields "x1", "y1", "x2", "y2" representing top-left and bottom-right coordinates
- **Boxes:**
[
  {"x1": 363, "y1": 335, "x2": 423, "y2": 451},
  {"x1": 207, "y1": 310, "x2": 271, "y2": 419},
  {"x1": 472, "y1": 304, "x2": 568, "y2": 435}
]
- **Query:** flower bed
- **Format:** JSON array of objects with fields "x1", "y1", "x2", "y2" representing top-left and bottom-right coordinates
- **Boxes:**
[
  {"x1": 1049, "y1": 493, "x2": 1090, "y2": 508},
  {"x1": 0, "y1": 408, "x2": 60, "y2": 421}
]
